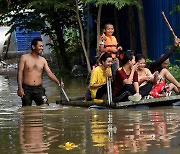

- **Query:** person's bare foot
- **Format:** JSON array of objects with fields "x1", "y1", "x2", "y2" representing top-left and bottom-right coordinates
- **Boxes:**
[{"x1": 83, "y1": 99, "x2": 87, "y2": 103}]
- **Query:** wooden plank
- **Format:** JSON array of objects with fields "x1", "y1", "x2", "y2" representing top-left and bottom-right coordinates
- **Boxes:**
[
  {"x1": 57, "y1": 100, "x2": 107, "y2": 108},
  {"x1": 56, "y1": 95, "x2": 180, "y2": 108},
  {"x1": 114, "y1": 95, "x2": 180, "y2": 108}
]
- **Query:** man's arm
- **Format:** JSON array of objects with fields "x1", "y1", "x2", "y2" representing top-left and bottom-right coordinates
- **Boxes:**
[
  {"x1": 150, "y1": 37, "x2": 180, "y2": 67},
  {"x1": 150, "y1": 45, "x2": 175, "y2": 67},
  {"x1": 44, "y1": 59, "x2": 60, "y2": 86},
  {"x1": 17, "y1": 55, "x2": 25, "y2": 97}
]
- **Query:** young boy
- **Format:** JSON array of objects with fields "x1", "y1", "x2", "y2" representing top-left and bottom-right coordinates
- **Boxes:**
[{"x1": 99, "y1": 23, "x2": 123, "y2": 77}]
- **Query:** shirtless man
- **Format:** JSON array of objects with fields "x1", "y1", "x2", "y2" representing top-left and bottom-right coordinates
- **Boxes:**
[{"x1": 17, "y1": 37, "x2": 60, "y2": 106}]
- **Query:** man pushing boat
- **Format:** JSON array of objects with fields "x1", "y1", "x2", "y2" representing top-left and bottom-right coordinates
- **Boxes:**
[{"x1": 17, "y1": 37, "x2": 61, "y2": 106}]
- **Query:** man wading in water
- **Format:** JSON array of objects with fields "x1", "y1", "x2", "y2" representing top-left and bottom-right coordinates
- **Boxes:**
[{"x1": 17, "y1": 37, "x2": 61, "y2": 106}]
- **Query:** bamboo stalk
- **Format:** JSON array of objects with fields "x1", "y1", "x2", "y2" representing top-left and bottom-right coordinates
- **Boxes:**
[{"x1": 161, "y1": 11, "x2": 177, "y2": 38}]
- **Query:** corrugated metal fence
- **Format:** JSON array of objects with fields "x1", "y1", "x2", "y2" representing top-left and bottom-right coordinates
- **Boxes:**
[{"x1": 143, "y1": 0, "x2": 180, "y2": 61}]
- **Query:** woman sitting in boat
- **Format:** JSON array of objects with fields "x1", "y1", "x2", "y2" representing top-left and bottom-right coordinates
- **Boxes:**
[
  {"x1": 90, "y1": 52, "x2": 112, "y2": 102},
  {"x1": 148, "y1": 37, "x2": 180, "y2": 97},
  {"x1": 113, "y1": 50, "x2": 142, "y2": 102},
  {"x1": 135, "y1": 54, "x2": 158, "y2": 97}
]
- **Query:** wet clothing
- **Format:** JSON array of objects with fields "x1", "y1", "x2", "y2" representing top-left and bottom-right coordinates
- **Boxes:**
[
  {"x1": 90, "y1": 66, "x2": 112, "y2": 99},
  {"x1": 113, "y1": 67, "x2": 138, "y2": 97},
  {"x1": 21, "y1": 84, "x2": 48, "y2": 106},
  {"x1": 149, "y1": 46, "x2": 176, "y2": 73}
]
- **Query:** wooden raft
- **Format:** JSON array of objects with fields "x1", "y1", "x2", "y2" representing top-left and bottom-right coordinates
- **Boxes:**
[{"x1": 56, "y1": 95, "x2": 180, "y2": 109}]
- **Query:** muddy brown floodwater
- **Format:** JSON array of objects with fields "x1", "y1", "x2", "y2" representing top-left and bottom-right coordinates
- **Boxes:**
[{"x1": 0, "y1": 69, "x2": 180, "y2": 154}]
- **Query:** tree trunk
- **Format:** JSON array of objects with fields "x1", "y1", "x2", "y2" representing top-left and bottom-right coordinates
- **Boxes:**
[
  {"x1": 137, "y1": 0, "x2": 148, "y2": 57},
  {"x1": 3, "y1": 33, "x2": 12, "y2": 60},
  {"x1": 76, "y1": 0, "x2": 91, "y2": 73},
  {"x1": 96, "y1": 4, "x2": 102, "y2": 56},
  {"x1": 87, "y1": 3, "x2": 90, "y2": 58}
]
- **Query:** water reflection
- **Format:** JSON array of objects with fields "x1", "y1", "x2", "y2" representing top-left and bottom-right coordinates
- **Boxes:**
[
  {"x1": 149, "y1": 111, "x2": 178, "y2": 148},
  {"x1": 89, "y1": 109, "x2": 180, "y2": 153},
  {"x1": 19, "y1": 108, "x2": 50, "y2": 153},
  {"x1": 0, "y1": 71, "x2": 180, "y2": 153},
  {"x1": 91, "y1": 110, "x2": 108, "y2": 147}
]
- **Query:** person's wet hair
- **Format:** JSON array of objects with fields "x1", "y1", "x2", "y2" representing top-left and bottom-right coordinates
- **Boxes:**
[
  {"x1": 135, "y1": 54, "x2": 146, "y2": 62},
  {"x1": 99, "y1": 52, "x2": 111, "y2": 64},
  {"x1": 121, "y1": 50, "x2": 134, "y2": 66},
  {"x1": 31, "y1": 37, "x2": 42, "y2": 50}
]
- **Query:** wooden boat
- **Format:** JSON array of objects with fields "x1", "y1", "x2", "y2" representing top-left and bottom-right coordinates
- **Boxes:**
[{"x1": 56, "y1": 95, "x2": 180, "y2": 109}]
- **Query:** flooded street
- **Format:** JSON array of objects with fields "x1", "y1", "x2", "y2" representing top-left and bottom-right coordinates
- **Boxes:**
[{"x1": 0, "y1": 69, "x2": 180, "y2": 154}]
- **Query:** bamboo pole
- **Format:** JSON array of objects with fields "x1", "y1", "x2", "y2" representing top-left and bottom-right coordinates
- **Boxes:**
[{"x1": 161, "y1": 11, "x2": 177, "y2": 38}]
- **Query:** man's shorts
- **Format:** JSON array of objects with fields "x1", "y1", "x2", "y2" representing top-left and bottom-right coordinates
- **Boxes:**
[{"x1": 22, "y1": 84, "x2": 49, "y2": 106}]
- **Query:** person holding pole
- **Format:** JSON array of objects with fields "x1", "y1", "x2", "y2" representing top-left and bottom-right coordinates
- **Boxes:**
[
  {"x1": 146, "y1": 12, "x2": 180, "y2": 97},
  {"x1": 90, "y1": 52, "x2": 112, "y2": 103},
  {"x1": 17, "y1": 37, "x2": 61, "y2": 106},
  {"x1": 148, "y1": 37, "x2": 180, "y2": 97}
]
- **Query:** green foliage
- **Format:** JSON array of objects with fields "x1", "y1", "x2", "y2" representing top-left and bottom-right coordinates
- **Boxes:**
[
  {"x1": 167, "y1": 64, "x2": 180, "y2": 82},
  {"x1": 64, "y1": 28, "x2": 84, "y2": 62},
  {"x1": 173, "y1": 46, "x2": 180, "y2": 63},
  {"x1": 146, "y1": 58, "x2": 180, "y2": 82},
  {"x1": 170, "y1": 1, "x2": 180, "y2": 14},
  {"x1": 145, "y1": 58, "x2": 152, "y2": 63},
  {"x1": 0, "y1": 0, "x2": 78, "y2": 75},
  {"x1": 84, "y1": 0, "x2": 140, "y2": 9},
  {"x1": 0, "y1": 0, "x2": 140, "y2": 76}
]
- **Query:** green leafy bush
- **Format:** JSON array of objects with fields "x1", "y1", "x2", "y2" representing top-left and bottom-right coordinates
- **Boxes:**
[{"x1": 167, "y1": 64, "x2": 180, "y2": 82}]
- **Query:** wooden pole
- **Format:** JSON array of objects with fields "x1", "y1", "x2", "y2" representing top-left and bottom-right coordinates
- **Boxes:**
[
  {"x1": 161, "y1": 11, "x2": 177, "y2": 38},
  {"x1": 107, "y1": 77, "x2": 112, "y2": 106},
  {"x1": 60, "y1": 78, "x2": 69, "y2": 102}
]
